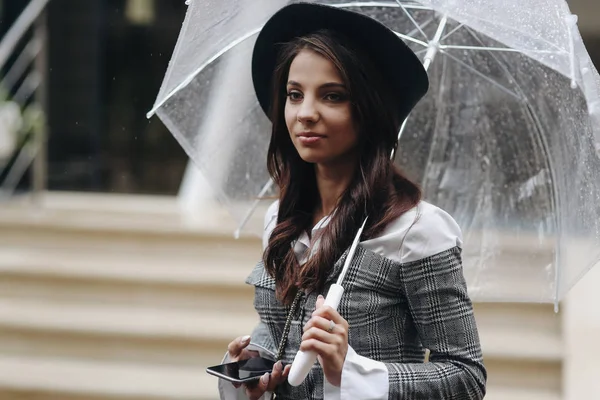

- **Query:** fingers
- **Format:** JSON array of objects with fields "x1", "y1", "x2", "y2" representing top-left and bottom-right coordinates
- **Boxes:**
[
  {"x1": 302, "y1": 322, "x2": 344, "y2": 346},
  {"x1": 227, "y1": 335, "x2": 251, "y2": 360},
  {"x1": 269, "y1": 360, "x2": 283, "y2": 389},
  {"x1": 226, "y1": 336, "x2": 257, "y2": 390},
  {"x1": 243, "y1": 361, "x2": 290, "y2": 398},
  {"x1": 299, "y1": 337, "x2": 336, "y2": 358},
  {"x1": 302, "y1": 297, "x2": 348, "y2": 361},
  {"x1": 243, "y1": 349, "x2": 260, "y2": 358},
  {"x1": 245, "y1": 372, "x2": 270, "y2": 400},
  {"x1": 315, "y1": 294, "x2": 325, "y2": 309},
  {"x1": 312, "y1": 297, "x2": 348, "y2": 328},
  {"x1": 267, "y1": 361, "x2": 290, "y2": 391},
  {"x1": 303, "y1": 315, "x2": 337, "y2": 334},
  {"x1": 283, "y1": 364, "x2": 291, "y2": 377}
]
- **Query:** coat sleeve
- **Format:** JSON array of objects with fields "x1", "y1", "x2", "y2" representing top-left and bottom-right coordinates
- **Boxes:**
[{"x1": 384, "y1": 247, "x2": 487, "y2": 399}]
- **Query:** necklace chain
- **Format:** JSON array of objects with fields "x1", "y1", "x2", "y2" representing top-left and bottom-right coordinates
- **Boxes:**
[{"x1": 275, "y1": 289, "x2": 304, "y2": 361}]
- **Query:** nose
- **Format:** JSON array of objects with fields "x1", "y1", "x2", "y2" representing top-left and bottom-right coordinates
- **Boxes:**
[{"x1": 296, "y1": 96, "x2": 319, "y2": 124}]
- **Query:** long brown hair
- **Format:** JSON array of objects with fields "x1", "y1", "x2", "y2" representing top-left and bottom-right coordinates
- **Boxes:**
[{"x1": 263, "y1": 29, "x2": 421, "y2": 304}]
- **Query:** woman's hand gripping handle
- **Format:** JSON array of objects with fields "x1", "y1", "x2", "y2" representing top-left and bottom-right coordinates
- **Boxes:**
[{"x1": 287, "y1": 284, "x2": 345, "y2": 386}]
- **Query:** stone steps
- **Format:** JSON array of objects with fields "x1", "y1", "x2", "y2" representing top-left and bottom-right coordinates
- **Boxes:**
[
  {"x1": 0, "y1": 247, "x2": 562, "y2": 362},
  {"x1": 0, "y1": 246, "x2": 256, "y2": 313},
  {"x1": 474, "y1": 302, "x2": 562, "y2": 362},
  {"x1": 0, "y1": 192, "x2": 566, "y2": 399},
  {"x1": 0, "y1": 297, "x2": 258, "y2": 366},
  {"x1": 0, "y1": 357, "x2": 562, "y2": 400},
  {"x1": 0, "y1": 355, "x2": 219, "y2": 400}
]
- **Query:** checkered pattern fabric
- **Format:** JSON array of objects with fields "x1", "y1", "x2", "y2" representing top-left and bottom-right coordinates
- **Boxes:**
[{"x1": 245, "y1": 245, "x2": 486, "y2": 399}]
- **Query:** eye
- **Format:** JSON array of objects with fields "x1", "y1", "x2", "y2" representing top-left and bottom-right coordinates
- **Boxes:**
[
  {"x1": 324, "y1": 92, "x2": 346, "y2": 102},
  {"x1": 287, "y1": 91, "x2": 303, "y2": 101}
]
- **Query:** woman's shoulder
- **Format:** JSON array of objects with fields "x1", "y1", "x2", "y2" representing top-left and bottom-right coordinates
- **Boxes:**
[{"x1": 362, "y1": 201, "x2": 463, "y2": 264}]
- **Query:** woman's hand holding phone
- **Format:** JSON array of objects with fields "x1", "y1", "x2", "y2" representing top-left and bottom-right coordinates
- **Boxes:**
[
  {"x1": 227, "y1": 335, "x2": 258, "y2": 363},
  {"x1": 227, "y1": 335, "x2": 259, "y2": 388},
  {"x1": 226, "y1": 335, "x2": 291, "y2": 399}
]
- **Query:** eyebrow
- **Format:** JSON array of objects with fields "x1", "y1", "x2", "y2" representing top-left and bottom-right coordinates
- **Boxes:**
[{"x1": 287, "y1": 80, "x2": 347, "y2": 90}]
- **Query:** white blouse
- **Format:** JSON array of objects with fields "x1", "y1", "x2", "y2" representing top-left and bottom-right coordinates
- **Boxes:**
[{"x1": 219, "y1": 200, "x2": 463, "y2": 400}]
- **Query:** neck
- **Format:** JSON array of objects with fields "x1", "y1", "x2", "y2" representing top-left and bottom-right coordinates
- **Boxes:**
[{"x1": 314, "y1": 157, "x2": 357, "y2": 219}]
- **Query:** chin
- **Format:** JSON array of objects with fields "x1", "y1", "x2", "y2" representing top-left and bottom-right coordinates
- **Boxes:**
[{"x1": 296, "y1": 149, "x2": 327, "y2": 164}]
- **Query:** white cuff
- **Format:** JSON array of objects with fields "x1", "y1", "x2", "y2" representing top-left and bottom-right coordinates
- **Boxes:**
[{"x1": 323, "y1": 345, "x2": 388, "y2": 400}]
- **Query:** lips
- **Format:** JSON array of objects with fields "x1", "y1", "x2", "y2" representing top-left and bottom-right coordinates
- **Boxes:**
[
  {"x1": 296, "y1": 131, "x2": 325, "y2": 137},
  {"x1": 296, "y1": 132, "x2": 325, "y2": 145},
  {"x1": 296, "y1": 132, "x2": 326, "y2": 139}
]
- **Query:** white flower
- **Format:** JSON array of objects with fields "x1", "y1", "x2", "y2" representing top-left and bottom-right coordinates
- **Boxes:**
[{"x1": 0, "y1": 101, "x2": 23, "y2": 161}]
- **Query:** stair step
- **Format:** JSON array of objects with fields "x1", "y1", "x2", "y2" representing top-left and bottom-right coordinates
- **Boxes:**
[
  {"x1": 475, "y1": 303, "x2": 562, "y2": 361},
  {"x1": 0, "y1": 355, "x2": 220, "y2": 400},
  {"x1": 0, "y1": 228, "x2": 261, "y2": 269},
  {"x1": 0, "y1": 297, "x2": 560, "y2": 364},
  {"x1": 0, "y1": 298, "x2": 258, "y2": 366},
  {"x1": 485, "y1": 387, "x2": 560, "y2": 400},
  {"x1": 479, "y1": 326, "x2": 561, "y2": 361},
  {"x1": 0, "y1": 246, "x2": 256, "y2": 312},
  {"x1": 0, "y1": 354, "x2": 561, "y2": 400},
  {"x1": 0, "y1": 195, "x2": 264, "y2": 275},
  {"x1": 0, "y1": 299, "x2": 257, "y2": 341},
  {"x1": 0, "y1": 191, "x2": 270, "y2": 238},
  {"x1": 485, "y1": 357, "x2": 561, "y2": 399},
  {"x1": 0, "y1": 246, "x2": 254, "y2": 286}
]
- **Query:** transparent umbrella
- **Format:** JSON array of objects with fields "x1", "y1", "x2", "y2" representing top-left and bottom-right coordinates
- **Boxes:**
[{"x1": 148, "y1": 0, "x2": 600, "y2": 307}]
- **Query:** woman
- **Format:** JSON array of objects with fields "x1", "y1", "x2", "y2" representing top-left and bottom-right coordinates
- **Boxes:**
[{"x1": 219, "y1": 3, "x2": 486, "y2": 399}]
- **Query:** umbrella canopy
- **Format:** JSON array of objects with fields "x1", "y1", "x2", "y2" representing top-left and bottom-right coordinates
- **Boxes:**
[{"x1": 148, "y1": 0, "x2": 600, "y2": 306}]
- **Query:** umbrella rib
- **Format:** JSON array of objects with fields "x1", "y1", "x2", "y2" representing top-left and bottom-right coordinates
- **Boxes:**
[
  {"x1": 440, "y1": 44, "x2": 566, "y2": 55},
  {"x1": 234, "y1": 179, "x2": 275, "y2": 238},
  {"x1": 395, "y1": 0, "x2": 429, "y2": 41},
  {"x1": 147, "y1": 27, "x2": 262, "y2": 118},
  {"x1": 334, "y1": 1, "x2": 432, "y2": 10},
  {"x1": 393, "y1": 1, "x2": 431, "y2": 9},
  {"x1": 440, "y1": 50, "x2": 521, "y2": 100},
  {"x1": 415, "y1": 48, "x2": 428, "y2": 55},
  {"x1": 440, "y1": 23, "x2": 464, "y2": 41},
  {"x1": 406, "y1": 17, "x2": 434, "y2": 39},
  {"x1": 395, "y1": 32, "x2": 429, "y2": 47}
]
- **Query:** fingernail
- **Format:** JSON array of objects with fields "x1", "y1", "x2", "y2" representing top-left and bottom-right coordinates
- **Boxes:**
[
  {"x1": 276, "y1": 361, "x2": 282, "y2": 371},
  {"x1": 318, "y1": 295, "x2": 324, "y2": 300},
  {"x1": 241, "y1": 335, "x2": 251, "y2": 343},
  {"x1": 261, "y1": 372, "x2": 269, "y2": 384}
]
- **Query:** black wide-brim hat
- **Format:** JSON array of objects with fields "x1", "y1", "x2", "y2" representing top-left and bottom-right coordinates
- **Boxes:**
[{"x1": 252, "y1": 2, "x2": 429, "y2": 124}]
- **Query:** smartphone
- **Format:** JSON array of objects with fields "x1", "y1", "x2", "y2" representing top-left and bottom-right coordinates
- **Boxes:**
[{"x1": 206, "y1": 357, "x2": 278, "y2": 384}]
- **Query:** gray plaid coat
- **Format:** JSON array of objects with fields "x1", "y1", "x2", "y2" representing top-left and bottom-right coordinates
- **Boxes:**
[{"x1": 245, "y1": 244, "x2": 487, "y2": 399}]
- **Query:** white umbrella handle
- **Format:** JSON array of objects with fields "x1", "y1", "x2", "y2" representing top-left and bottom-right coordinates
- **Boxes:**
[{"x1": 288, "y1": 284, "x2": 344, "y2": 386}]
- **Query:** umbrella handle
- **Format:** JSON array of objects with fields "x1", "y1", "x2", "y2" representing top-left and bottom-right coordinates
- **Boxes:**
[{"x1": 287, "y1": 284, "x2": 345, "y2": 387}]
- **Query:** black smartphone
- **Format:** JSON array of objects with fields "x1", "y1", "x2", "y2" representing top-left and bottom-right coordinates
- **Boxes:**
[{"x1": 206, "y1": 357, "x2": 277, "y2": 384}]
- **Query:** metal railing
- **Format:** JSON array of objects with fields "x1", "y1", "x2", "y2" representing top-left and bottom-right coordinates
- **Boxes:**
[{"x1": 0, "y1": 0, "x2": 50, "y2": 203}]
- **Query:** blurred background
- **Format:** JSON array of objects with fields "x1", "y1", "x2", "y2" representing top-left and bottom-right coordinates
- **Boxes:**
[{"x1": 0, "y1": 0, "x2": 599, "y2": 399}]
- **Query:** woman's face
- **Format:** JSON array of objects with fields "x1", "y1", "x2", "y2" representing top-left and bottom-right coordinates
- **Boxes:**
[{"x1": 284, "y1": 49, "x2": 358, "y2": 166}]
